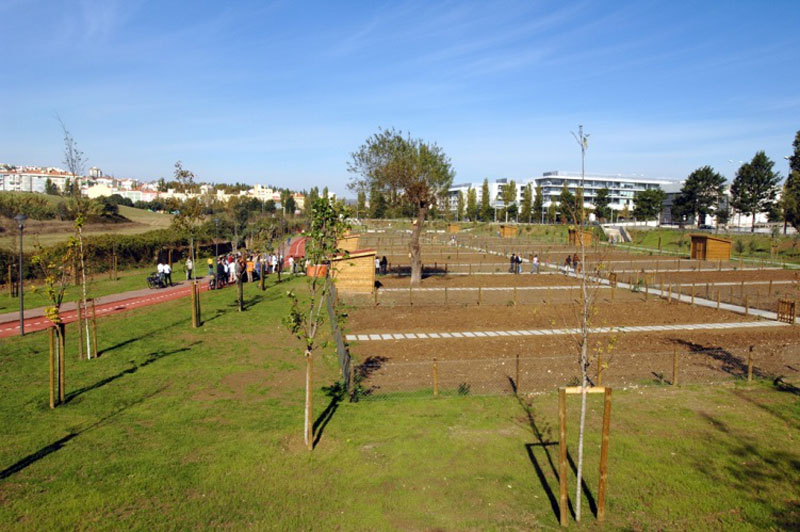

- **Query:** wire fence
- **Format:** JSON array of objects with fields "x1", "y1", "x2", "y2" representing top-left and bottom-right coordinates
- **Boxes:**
[{"x1": 351, "y1": 345, "x2": 800, "y2": 400}]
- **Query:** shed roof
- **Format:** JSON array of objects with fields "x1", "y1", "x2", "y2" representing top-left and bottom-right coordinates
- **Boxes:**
[
  {"x1": 690, "y1": 234, "x2": 732, "y2": 244},
  {"x1": 330, "y1": 249, "x2": 376, "y2": 262}
]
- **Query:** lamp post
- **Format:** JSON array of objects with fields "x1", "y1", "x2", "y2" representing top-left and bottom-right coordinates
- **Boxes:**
[
  {"x1": 14, "y1": 213, "x2": 26, "y2": 336},
  {"x1": 213, "y1": 218, "x2": 220, "y2": 287}
]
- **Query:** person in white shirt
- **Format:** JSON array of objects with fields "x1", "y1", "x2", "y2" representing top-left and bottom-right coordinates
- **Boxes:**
[
  {"x1": 157, "y1": 262, "x2": 165, "y2": 287},
  {"x1": 163, "y1": 262, "x2": 173, "y2": 286},
  {"x1": 532, "y1": 254, "x2": 539, "y2": 274}
]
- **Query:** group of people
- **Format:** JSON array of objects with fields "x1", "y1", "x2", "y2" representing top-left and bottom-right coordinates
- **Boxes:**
[
  {"x1": 508, "y1": 253, "x2": 541, "y2": 274},
  {"x1": 563, "y1": 253, "x2": 582, "y2": 274},
  {"x1": 155, "y1": 261, "x2": 174, "y2": 287},
  {"x1": 374, "y1": 256, "x2": 389, "y2": 275}
]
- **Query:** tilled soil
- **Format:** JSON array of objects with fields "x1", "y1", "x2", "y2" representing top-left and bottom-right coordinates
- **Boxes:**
[{"x1": 347, "y1": 300, "x2": 750, "y2": 334}]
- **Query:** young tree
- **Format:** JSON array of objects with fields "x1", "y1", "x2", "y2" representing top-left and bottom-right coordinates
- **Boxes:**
[
  {"x1": 45, "y1": 178, "x2": 58, "y2": 195},
  {"x1": 368, "y1": 185, "x2": 387, "y2": 218},
  {"x1": 348, "y1": 128, "x2": 454, "y2": 285},
  {"x1": 593, "y1": 187, "x2": 611, "y2": 222},
  {"x1": 632, "y1": 189, "x2": 666, "y2": 220},
  {"x1": 171, "y1": 161, "x2": 206, "y2": 325},
  {"x1": 58, "y1": 117, "x2": 96, "y2": 359},
  {"x1": 480, "y1": 178, "x2": 493, "y2": 221},
  {"x1": 558, "y1": 183, "x2": 576, "y2": 223},
  {"x1": 305, "y1": 187, "x2": 319, "y2": 217},
  {"x1": 284, "y1": 195, "x2": 297, "y2": 215},
  {"x1": 547, "y1": 202, "x2": 557, "y2": 224},
  {"x1": 533, "y1": 185, "x2": 544, "y2": 223},
  {"x1": 730, "y1": 151, "x2": 781, "y2": 232},
  {"x1": 356, "y1": 189, "x2": 367, "y2": 218},
  {"x1": 500, "y1": 180, "x2": 517, "y2": 222},
  {"x1": 520, "y1": 184, "x2": 532, "y2": 223},
  {"x1": 781, "y1": 131, "x2": 800, "y2": 233},
  {"x1": 466, "y1": 186, "x2": 478, "y2": 221},
  {"x1": 456, "y1": 191, "x2": 465, "y2": 221},
  {"x1": 676, "y1": 166, "x2": 726, "y2": 226},
  {"x1": 284, "y1": 197, "x2": 350, "y2": 450}
]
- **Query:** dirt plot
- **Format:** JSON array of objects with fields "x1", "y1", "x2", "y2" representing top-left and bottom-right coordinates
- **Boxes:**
[
  {"x1": 376, "y1": 273, "x2": 581, "y2": 288},
  {"x1": 650, "y1": 269, "x2": 800, "y2": 284},
  {"x1": 349, "y1": 286, "x2": 640, "y2": 307},
  {"x1": 346, "y1": 299, "x2": 750, "y2": 335},
  {"x1": 350, "y1": 326, "x2": 800, "y2": 396}
]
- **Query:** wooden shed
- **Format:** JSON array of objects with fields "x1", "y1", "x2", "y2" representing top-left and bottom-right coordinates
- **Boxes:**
[
  {"x1": 337, "y1": 234, "x2": 361, "y2": 253},
  {"x1": 568, "y1": 228, "x2": 593, "y2": 246},
  {"x1": 330, "y1": 249, "x2": 376, "y2": 293},
  {"x1": 690, "y1": 234, "x2": 731, "y2": 261},
  {"x1": 499, "y1": 225, "x2": 518, "y2": 238},
  {"x1": 447, "y1": 223, "x2": 461, "y2": 233}
]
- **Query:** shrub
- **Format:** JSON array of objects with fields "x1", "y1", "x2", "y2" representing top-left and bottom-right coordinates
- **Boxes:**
[{"x1": 734, "y1": 239, "x2": 745, "y2": 254}]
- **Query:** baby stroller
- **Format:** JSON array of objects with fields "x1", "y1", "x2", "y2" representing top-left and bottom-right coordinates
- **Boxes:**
[{"x1": 147, "y1": 272, "x2": 163, "y2": 289}]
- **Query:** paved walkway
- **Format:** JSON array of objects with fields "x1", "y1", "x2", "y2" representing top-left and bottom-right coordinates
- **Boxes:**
[
  {"x1": 0, "y1": 277, "x2": 213, "y2": 338},
  {"x1": 346, "y1": 320, "x2": 786, "y2": 342}
]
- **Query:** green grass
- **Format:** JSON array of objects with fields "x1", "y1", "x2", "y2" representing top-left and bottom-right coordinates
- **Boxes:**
[
  {"x1": 0, "y1": 264, "x2": 193, "y2": 314},
  {"x1": 1, "y1": 276, "x2": 799, "y2": 529},
  {"x1": 625, "y1": 227, "x2": 800, "y2": 264},
  {"x1": 117, "y1": 205, "x2": 172, "y2": 228}
]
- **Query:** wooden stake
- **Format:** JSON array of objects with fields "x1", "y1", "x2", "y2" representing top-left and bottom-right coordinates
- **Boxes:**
[
  {"x1": 513, "y1": 286, "x2": 518, "y2": 306},
  {"x1": 745, "y1": 295, "x2": 749, "y2": 316},
  {"x1": 768, "y1": 279, "x2": 773, "y2": 295},
  {"x1": 672, "y1": 348, "x2": 678, "y2": 386},
  {"x1": 717, "y1": 290, "x2": 721, "y2": 310},
  {"x1": 559, "y1": 388, "x2": 568, "y2": 527},
  {"x1": 444, "y1": 286, "x2": 448, "y2": 306},
  {"x1": 747, "y1": 347, "x2": 754, "y2": 383},
  {"x1": 433, "y1": 358, "x2": 439, "y2": 396},
  {"x1": 374, "y1": 288, "x2": 378, "y2": 306},
  {"x1": 718, "y1": 259, "x2": 722, "y2": 272},
  {"x1": 515, "y1": 354, "x2": 520, "y2": 391},
  {"x1": 90, "y1": 299, "x2": 98, "y2": 359},
  {"x1": 668, "y1": 283, "x2": 672, "y2": 303},
  {"x1": 691, "y1": 284, "x2": 695, "y2": 305},
  {"x1": 597, "y1": 353, "x2": 603, "y2": 386},
  {"x1": 191, "y1": 283, "x2": 198, "y2": 327},
  {"x1": 597, "y1": 387, "x2": 612, "y2": 523},
  {"x1": 77, "y1": 300, "x2": 85, "y2": 360},
  {"x1": 478, "y1": 286, "x2": 482, "y2": 306},
  {"x1": 58, "y1": 323, "x2": 65, "y2": 403},
  {"x1": 49, "y1": 326, "x2": 55, "y2": 409}
]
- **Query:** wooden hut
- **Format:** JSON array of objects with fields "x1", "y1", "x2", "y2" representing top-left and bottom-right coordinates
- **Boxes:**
[
  {"x1": 690, "y1": 234, "x2": 731, "y2": 261},
  {"x1": 447, "y1": 223, "x2": 461, "y2": 233},
  {"x1": 568, "y1": 228, "x2": 593, "y2": 246},
  {"x1": 337, "y1": 234, "x2": 361, "y2": 253},
  {"x1": 499, "y1": 225, "x2": 518, "y2": 238},
  {"x1": 330, "y1": 249, "x2": 376, "y2": 293}
]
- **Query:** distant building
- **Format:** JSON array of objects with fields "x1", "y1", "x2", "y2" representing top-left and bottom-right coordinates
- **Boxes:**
[{"x1": 446, "y1": 171, "x2": 674, "y2": 220}]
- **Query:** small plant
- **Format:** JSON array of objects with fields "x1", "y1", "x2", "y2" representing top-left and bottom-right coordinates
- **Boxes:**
[
  {"x1": 567, "y1": 376, "x2": 581, "y2": 387},
  {"x1": 734, "y1": 239, "x2": 745, "y2": 254},
  {"x1": 771, "y1": 226, "x2": 780, "y2": 239},
  {"x1": 748, "y1": 240, "x2": 758, "y2": 253},
  {"x1": 653, "y1": 372, "x2": 666, "y2": 385},
  {"x1": 457, "y1": 382, "x2": 471, "y2": 395}
]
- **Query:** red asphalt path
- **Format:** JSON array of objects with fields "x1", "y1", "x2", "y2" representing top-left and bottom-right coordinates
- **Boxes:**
[{"x1": 0, "y1": 282, "x2": 212, "y2": 339}]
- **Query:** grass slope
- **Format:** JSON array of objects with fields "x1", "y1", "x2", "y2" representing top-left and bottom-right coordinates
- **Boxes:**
[{"x1": 0, "y1": 276, "x2": 798, "y2": 529}]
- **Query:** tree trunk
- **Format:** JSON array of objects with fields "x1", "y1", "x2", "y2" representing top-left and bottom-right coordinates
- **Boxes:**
[
  {"x1": 409, "y1": 205, "x2": 428, "y2": 285},
  {"x1": 77, "y1": 226, "x2": 92, "y2": 360},
  {"x1": 304, "y1": 350, "x2": 313, "y2": 451},
  {"x1": 751, "y1": 214, "x2": 756, "y2": 233}
]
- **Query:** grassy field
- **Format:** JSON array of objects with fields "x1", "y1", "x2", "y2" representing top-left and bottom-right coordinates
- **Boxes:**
[
  {"x1": 1, "y1": 276, "x2": 799, "y2": 529},
  {"x1": 0, "y1": 206, "x2": 172, "y2": 252},
  {"x1": 625, "y1": 227, "x2": 800, "y2": 264}
]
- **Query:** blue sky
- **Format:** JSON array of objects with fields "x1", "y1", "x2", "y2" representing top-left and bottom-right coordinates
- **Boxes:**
[{"x1": 2, "y1": 0, "x2": 799, "y2": 194}]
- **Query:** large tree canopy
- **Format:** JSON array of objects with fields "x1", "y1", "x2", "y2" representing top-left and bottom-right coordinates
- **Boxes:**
[
  {"x1": 730, "y1": 151, "x2": 781, "y2": 232},
  {"x1": 782, "y1": 131, "x2": 800, "y2": 232},
  {"x1": 632, "y1": 188, "x2": 666, "y2": 221},
  {"x1": 675, "y1": 166, "x2": 726, "y2": 227},
  {"x1": 348, "y1": 128, "x2": 454, "y2": 284}
]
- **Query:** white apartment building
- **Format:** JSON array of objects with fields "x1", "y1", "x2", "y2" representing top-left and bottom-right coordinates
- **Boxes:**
[{"x1": 447, "y1": 171, "x2": 674, "y2": 215}]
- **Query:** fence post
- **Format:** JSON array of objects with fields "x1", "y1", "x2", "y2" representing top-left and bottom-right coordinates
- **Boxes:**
[
  {"x1": 706, "y1": 282, "x2": 710, "y2": 298},
  {"x1": 58, "y1": 323, "x2": 65, "y2": 404},
  {"x1": 717, "y1": 290, "x2": 721, "y2": 310},
  {"x1": 597, "y1": 387, "x2": 612, "y2": 524},
  {"x1": 409, "y1": 286, "x2": 413, "y2": 306},
  {"x1": 558, "y1": 388, "x2": 568, "y2": 527},
  {"x1": 597, "y1": 353, "x2": 603, "y2": 385},
  {"x1": 668, "y1": 283, "x2": 672, "y2": 303},
  {"x1": 191, "y1": 284, "x2": 198, "y2": 327},
  {"x1": 748, "y1": 346, "x2": 754, "y2": 383},
  {"x1": 374, "y1": 288, "x2": 378, "y2": 306},
  {"x1": 77, "y1": 300, "x2": 85, "y2": 360},
  {"x1": 515, "y1": 354, "x2": 520, "y2": 392},
  {"x1": 745, "y1": 295, "x2": 749, "y2": 316},
  {"x1": 672, "y1": 348, "x2": 678, "y2": 386},
  {"x1": 478, "y1": 286, "x2": 482, "y2": 306},
  {"x1": 433, "y1": 358, "x2": 439, "y2": 396},
  {"x1": 691, "y1": 284, "x2": 695, "y2": 305},
  {"x1": 444, "y1": 287, "x2": 448, "y2": 306},
  {"x1": 513, "y1": 286, "x2": 517, "y2": 306},
  {"x1": 768, "y1": 279, "x2": 773, "y2": 295}
]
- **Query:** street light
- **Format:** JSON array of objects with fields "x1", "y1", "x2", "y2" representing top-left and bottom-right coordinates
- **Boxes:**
[{"x1": 14, "y1": 213, "x2": 26, "y2": 336}]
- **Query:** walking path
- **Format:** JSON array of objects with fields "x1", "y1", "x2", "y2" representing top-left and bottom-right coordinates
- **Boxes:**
[
  {"x1": 345, "y1": 320, "x2": 786, "y2": 342},
  {"x1": 0, "y1": 277, "x2": 212, "y2": 338}
]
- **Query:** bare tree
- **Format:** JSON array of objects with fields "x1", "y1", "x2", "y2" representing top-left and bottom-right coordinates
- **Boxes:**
[{"x1": 58, "y1": 116, "x2": 95, "y2": 359}]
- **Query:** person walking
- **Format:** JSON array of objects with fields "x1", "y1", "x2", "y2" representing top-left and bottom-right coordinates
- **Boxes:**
[
  {"x1": 207, "y1": 256, "x2": 214, "y2": 276},
  {"x1": 246, "y1": 256, "x2": 255, "y2": 283},
  {"x1": 185, "y1": 257, "x2": 194, "y2": 280},
  {"x1": 509, "y1": 254, "x2": 516, "y2": 273},
  {"x1": 157, "y1": 261, "x2": 165, "y2": 288},
  {"x1": 531, "y1": 254, "x2": 539, "y2": 274},
  {"x1": 380, "y1": 256, "x2": 388, "y2": 275},
  {"x1": 288, "y1": 256, "x2": 295, "y2": 275}
]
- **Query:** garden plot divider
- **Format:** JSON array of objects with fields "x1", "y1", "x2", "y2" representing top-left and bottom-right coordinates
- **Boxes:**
[{"x1": 350, "y1": 346, "x2": 799, "y2": 400}]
